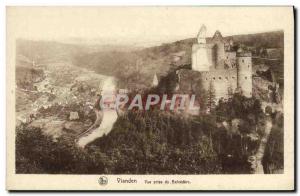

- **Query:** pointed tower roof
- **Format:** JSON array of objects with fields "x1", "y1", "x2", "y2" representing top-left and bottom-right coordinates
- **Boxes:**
[
  {"x1": 212, "y1": 30, "x2": 223, "y2": 40},
  {"x1": 152, "y1": 73, "x2": 159, "y2": 87},
  {"x1": 197, "y1": 24, "x2": 207, "y2": 44}
]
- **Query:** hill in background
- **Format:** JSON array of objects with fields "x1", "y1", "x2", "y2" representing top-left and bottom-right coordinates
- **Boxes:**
[{"x1": 16, "y1": 30, "x2": 284, "y2": 88}]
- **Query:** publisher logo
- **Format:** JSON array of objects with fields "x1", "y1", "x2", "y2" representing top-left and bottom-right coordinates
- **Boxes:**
[{"x1": 98, "y1": 176, "x2": 108, "y2": 186}]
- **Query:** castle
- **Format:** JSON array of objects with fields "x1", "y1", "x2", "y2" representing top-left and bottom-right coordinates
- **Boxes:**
[{"x1": 192, "y1": 25, "x2": 252, "y2": 100}]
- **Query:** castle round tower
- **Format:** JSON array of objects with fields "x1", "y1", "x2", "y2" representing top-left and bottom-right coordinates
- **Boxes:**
[{"x1": 237, "y1": 50, "x2": 252, "y2": 97}]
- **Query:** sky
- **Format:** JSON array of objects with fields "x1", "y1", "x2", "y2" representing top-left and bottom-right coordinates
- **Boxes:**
[{"x1": 7, "y1": 6, "x2": 291, "y2": 46}]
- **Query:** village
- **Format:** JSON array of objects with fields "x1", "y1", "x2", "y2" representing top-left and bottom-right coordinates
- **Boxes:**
[
  {"x1": 15, "y1": 24, "x2": 284, "y2": 175},
  {"x1": 16, "y1": 25, "x2": 283, "y2": 143}
]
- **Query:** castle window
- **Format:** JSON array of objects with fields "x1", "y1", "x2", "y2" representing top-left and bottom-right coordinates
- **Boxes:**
[
  {"x1": 219, "y1": 77, "x2": 222, "y2": 80},
  {"x1": 245, "y1": 76, "x2": 247, "y2": 79},
  {"x1": 242, "y1": 59, "x2": 244, "y2": 63},
  {"x1": 213, "y1": 77, "x2": 215, "y2": 80},
  {"x1": 206, "y1": 78, "x2": 208, "y2": 80},
  {"x1": 225, "y1": 77, "x2": 228, "y2": 80}
]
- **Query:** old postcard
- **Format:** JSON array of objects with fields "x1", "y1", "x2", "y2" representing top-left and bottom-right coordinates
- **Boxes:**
[{"x1": 6, "y1": 6, "x2": 294, "y2": 190}]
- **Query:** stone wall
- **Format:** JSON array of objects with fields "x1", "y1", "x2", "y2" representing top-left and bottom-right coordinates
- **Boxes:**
[
  {"x1": 190, "y1": 28, "x2": 253, "y2": 101},
  {"x1": 225, "y1": 51, "x2": 237, "y2": 69},
  {"x1": 201, "y1": 69, "x2": 238, "y2": 100},
  {"x1": 192, "y1": 43, "x2": 214, "y2": 71},
  {"x1": 214, "y1": 42, "x2": 226, "y2": 69}
]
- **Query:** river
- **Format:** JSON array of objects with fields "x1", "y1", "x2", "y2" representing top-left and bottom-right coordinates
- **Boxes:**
[{"x1": 77, "y1": 76, "x2": 118, "y2": 147}]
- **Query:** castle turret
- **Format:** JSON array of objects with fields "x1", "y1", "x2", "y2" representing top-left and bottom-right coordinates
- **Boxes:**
[{"x1": 237, "y1": 49, "x2": 252, "y2": 97}]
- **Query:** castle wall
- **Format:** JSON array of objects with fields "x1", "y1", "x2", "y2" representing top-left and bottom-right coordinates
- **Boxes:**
[
  {"x1": 190, "y1": 27, "x2": 253, "y2": 103},
  {"x1": 206, "y1": 45, "x2": 215, "y2": 68},
  {"x1": 192, "y1": 44, "x2": 210, "y2": 71},
  {"x1": 237, "y1": 55, "x2": 252, "y2": 97},
  {"x1": 201, "y1": 69, "x2": 238, "y2": 100},
  {"x1": 225, "y1": 52, "x2": 237, "y2": 68},
  {"x1": 215, "y1": 42, "x2": 226, "y2": 69}
]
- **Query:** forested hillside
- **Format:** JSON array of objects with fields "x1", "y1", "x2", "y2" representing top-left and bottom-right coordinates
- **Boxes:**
[{"x1": 17, "y1": 30, "x2": 284, "y2": 83}]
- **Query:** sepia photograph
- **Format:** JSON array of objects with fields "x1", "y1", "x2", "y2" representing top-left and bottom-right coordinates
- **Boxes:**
[{"x1": 6, "y1": 6, "x2": 294, "y2": 190}]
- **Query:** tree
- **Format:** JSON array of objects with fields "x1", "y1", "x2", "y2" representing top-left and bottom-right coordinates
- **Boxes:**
[
  {"x1": 228, "y1": 85, "x2": 234, "y2": 97},
  {"x1": 262, "y1": 112, "x2": 284, "y2": 174},
  {"x1": 16, "y1": 125, "x2": 107, "y2": 174},
  {"x1": 207, "y1": 81, "x2": 216, "y2": 112}
]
